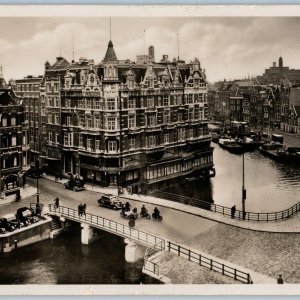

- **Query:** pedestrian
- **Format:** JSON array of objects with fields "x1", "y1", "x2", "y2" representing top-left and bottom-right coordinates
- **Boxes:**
[
  {"x1": 231, "y1": 205, "x2": 236, "y2": 219},
  {"x1": 82, "y1": 204, "x2": 86, "y2": 216},
  {"x1": 78, "y1": 204, "x2": 83, "y2": 217},
  {"x1": 55, "y1": 173, "x2": 59, "y2": 181},
  {"x1": 54, "y1": 197, "x2": 59, "y2": 209},
  {"x1": 277, "y1": 274, "x2": 284, "y2": 284}
]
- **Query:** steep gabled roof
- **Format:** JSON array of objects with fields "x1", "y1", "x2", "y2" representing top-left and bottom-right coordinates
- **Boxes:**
[{"x1": 103, "y1": 40, "x2": 118, "y2": 63}]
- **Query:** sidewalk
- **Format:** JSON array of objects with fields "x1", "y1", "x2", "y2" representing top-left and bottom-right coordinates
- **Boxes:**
[
  {"x1": 42, "y1": 174, "x2": 300, "y2": 233},
  {"x1": 0, "y1": 185, "x2": 37, "y2": 206}
]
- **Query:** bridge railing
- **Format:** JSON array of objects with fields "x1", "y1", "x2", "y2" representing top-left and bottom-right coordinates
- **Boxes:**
[
  {"x1": 167, "y1": 241, "x2": 252, "y2": 284},
  {"x1": 144, "y1": 240, "x2": 164, "y2": 277},
  {"x1": 152, "y1": 191, "x2": 300, "y2": 222},
  {"x1": 48, "y1": 204, "x2": 165, "y2": 249}
]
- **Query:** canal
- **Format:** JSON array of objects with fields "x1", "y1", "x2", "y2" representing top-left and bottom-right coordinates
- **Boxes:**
[
  {"x1": 0, "y1": 223, "x2": 160, "y2": 284},
  {"x1": 168, "y1": 142, "x2": 300, "y2": 213}
]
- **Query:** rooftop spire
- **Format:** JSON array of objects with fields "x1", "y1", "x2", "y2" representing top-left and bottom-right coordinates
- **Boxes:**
[{"x1": 103, "y1": 40, "x2": 118, "y2": 62}]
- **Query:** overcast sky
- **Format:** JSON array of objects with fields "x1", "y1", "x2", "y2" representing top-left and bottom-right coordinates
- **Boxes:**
[{"x1": 1, "y1": 17, "x2": 300, "y2": 82}]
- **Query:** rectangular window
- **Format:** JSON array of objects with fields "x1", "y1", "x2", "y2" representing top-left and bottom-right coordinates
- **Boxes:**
[
  {"x1": 55, "y1": 114, "x2": 60, "y2": 124},
  {"x1": 178, "y1": 128, "x2": 185, "y2": 141},
  {"x1": 128, "y1": 99, "x2": 135, "y2": 109},
  {"x1": 94, "y1": 114, "x2": 100, "y2": 128},
  {"x1": 13, "y1": 156, "x2": 18, "y2": 167},
  {"x1": 148, "y1": 135, "x2": 156, "y2": 148},
  {"x1": 147, "y1": 79, "x2": 154, "y2": 88},
  {"x1": 95, "y1": 100, "x2": 100, "y2": 109},
  {"x1": 56, "y1": 133, "x2": 59, "y2": 144},
  {"x1": 64, "y1": 132, "x2": 73, "y2": 147},
  {"x1": 79, "y1": 116, "x2": 85, "y2": 127},
  {"x1": 178, "y1": 112, "x2": 183, "y2": 122},
  {"x1": 163, "y1": 110, "x2": 170, "y2": 124},
  {"x1": 188, "y1": 94, "x2": 193, "y2": 104},
  {"x1": 78, "y1": 100, "x2": 84, "y2": 108},
  {"x1": 79, "y1": 135, "x2": 83, "y2": 147},
  {"x1": 11, "y1": 136, "x2": 17, "y2": 146},
  {"x1": 86, "y1": 116, "x2": 92, "y2": 128},
  {"x1": 189, "y1": 108, "x2": 194, "y2": 120},
  {"x1": 164, "y1": 132, "x2": 170, "y2": 144},
  {"x1": 128, "y1": 114, "x2": 136, "y2": 128},
  {"x1": 108, "y1": 141, "x2": 117, "y2": 152},
  {"x1": 107, "y1": 98, "x2": 115, "y2": 110},
  {"x1": 163, "y1": 95, "x2": 169, "y2": 106},
  {"x1": 66, "y1": 99, "x2": 71, "y2": 108},
  {"x1": 2, "y1": 118, "x2": 7, "y2": 127},
  {"x1": 66, "y1": 116, "x2": 72, "y2": 126},
  {"x1": 48, "y1": 114, "x2": 52, "y2": 124},
  {"x1": 147, "y1": 114, "x2": 156, "y2": 127},
  {"x1": 86, "y1": 100, "x2": 92, "y2": 109},
  {"x1": 11, "y1": 117, "x2": 16, "y2": 126},
  {"x1": 177, "y1": 94, "x2": 183, "y2": 105},
  {"x1": 55, "y1": 97, "x2": 59, "y2": 107},
  {"x1": 147, "y1": 97, "x2": 154, "y2": 108},
  {"x1": 129, "y1": 136, "x2": 135, "y2": 149},
  {"x1": 87, "y1": 138, "x2": 91, "y2": 151},
  {"x1": 95, "y1": 139, "x2": 100, "y2": 151},
  {"x1": 107, "y1": 117, "x2": 116, "y2": 130},
  {"x1": 49, "y1": 131, "x2": 53, "y2": 142}
]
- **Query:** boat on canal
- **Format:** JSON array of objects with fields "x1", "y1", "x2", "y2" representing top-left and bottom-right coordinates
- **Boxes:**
[
  {"x1": 236, "y1": 136, "x2": 266, "y2": 151},
  {"x1": 218, "y1": 138, "x2": 244, "y2": 154},
  {"x1": 259, "y1": 144, "x2": 300, "y2": 163}
]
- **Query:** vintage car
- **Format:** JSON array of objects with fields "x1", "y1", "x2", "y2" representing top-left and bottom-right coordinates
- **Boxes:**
[
  {"x1": 1, "y1": 214, "x2": 23, "y2": 231},
  {"x1": 98, "y1": 194, "x2": 123, "y2": 210},
  {"x1": 26, "y1": 166, "x2": 42, "y2": 178},
  {"x1": 16, "y1": 207, "x2": 39, "y2": 224},
  {"x1": 64, "y1": 178, "x2": 85, "y2": 192}
]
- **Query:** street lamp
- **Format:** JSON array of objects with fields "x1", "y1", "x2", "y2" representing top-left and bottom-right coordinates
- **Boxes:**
[
  {"x1": 242, "y1": 152, "x2": 246, "y2": 220},
  {"x1": 35, "y1": 160, "x2": 40, "y2": 204}
]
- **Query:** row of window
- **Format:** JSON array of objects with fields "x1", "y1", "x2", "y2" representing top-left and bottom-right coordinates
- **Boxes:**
[
  {"x1": 1, "y1": 116, "x2": 17, "y2": 127},
  {"x1": 1, "y1": 156, "x2": 19, "y2": 169},
  {"x1": 143, "y1": 155, "x2": 213, "y2": 180}
]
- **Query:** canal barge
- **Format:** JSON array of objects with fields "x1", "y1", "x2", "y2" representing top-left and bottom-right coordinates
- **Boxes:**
[
  {"x1": 218, "y1": 138, "x2": 244, "y2": 154},
  {"x1": 259, "y1": 144, "x2": 300, "y2": 163}
]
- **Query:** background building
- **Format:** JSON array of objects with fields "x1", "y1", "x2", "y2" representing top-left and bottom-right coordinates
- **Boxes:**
[{"x1": 0, "y1": 75, "x2": 27, "y2": 198}]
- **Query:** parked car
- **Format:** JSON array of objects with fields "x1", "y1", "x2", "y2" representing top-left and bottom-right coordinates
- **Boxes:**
[
  {"x1": 64, "y1": 178, "x2": 85, "y2": 192},
  {"x1": 26, "y1": 166, "x2": 42, "y2": 178},
  {"x1": 98, "y1": 194, "x2": 123, "y2": 210},
  {"x1": 16, "y1": 207, "x2": 38, "y2": 224},
  {"x1": 1, "y1": 214, "x2": 20, "y2": 231}
]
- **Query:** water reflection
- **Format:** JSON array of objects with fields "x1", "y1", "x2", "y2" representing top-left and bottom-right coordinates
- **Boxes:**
[
  {"x1": 167, "y1": 144, "x2": 300, "y2": 213},
  {"x1": 0, "y1": 224, "x2": 161, "y2": 285}
]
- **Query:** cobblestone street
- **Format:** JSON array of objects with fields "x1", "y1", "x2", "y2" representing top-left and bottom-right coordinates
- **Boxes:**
[{"x1": 186, "y1": 223, "x2": 300, "y2": 283}]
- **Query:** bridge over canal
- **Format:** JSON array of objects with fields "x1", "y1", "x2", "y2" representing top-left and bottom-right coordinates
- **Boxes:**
[{"x1": 46, "y1": 204, "x2": 273, "y2": 285}]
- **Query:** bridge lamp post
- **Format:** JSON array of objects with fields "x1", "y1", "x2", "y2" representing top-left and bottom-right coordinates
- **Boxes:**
[{"x1": 242, "y1": 152, "x2": 246, "y2": 220}]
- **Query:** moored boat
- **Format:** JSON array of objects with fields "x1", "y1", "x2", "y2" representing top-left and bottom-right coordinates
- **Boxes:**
[
  {"x1": 259, "y1": 144, "x2": 300, "y2": 163},
  {"x1": 218, "y1": 138, "x2": 244, "y2": 154}
]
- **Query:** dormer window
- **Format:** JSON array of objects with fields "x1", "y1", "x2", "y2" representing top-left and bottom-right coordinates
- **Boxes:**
[
  {"x1": 147, "y1": 79, "x2": 154, "y2": 88},
  {"x1": 194, "y1": 79, "x2": 200, "y2": 87},
  {"x1": 128, "y1": 79, "x2": 134, "y2": 89}
]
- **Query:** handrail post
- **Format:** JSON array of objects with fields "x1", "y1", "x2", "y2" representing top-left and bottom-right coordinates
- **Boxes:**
[
  {"x1": 188, "y1": 250, "x2": 191, "y2": 261},
  {"x1": 222, "y1": 264, "x2": 225, "y2": 275},
  {"x1": 178, "y1": 245, "x2": 180, "y2": 256},
  {"x1": 168, "y1": 241, "x2": 170, "y2": 252},
  {"x1": 210, "y1": 259, "x2": 213, "y2": 270},
  {"x1": 199, "y1": 254, "x2": 202, "y2": 266},
  {"x1": 234, "y1": 269, "x2": 237, "y2": 280}
]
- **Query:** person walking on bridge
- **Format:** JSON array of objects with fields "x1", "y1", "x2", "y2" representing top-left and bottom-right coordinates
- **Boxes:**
[
  {"x1": 231, "y1": 205, "x2": 236, "y2": 219},
  {"x1": 82, "y1": 204, "x2": 87, "y2": 216}
]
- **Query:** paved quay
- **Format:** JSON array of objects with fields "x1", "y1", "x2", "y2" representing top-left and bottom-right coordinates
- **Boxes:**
[{"x1": 41, "y1": 174, "x2": 300, "y2": 233}]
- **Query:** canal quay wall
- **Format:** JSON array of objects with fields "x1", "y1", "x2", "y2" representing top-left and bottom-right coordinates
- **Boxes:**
[{"x1": 0, "y1": 217, "x2": 52, "y2": 253}]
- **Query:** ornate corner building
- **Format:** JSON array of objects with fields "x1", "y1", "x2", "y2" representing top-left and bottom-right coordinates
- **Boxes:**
[{"x1": 40, "y1": 41, "x2": 215, "y2": 192}]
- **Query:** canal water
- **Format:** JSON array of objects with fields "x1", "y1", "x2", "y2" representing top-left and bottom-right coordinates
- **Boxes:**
[
  {"x1": 168, "y1": 142, "x2": 300, "y2": 213},
  {"x1": 0, "y1": 223, "x2": 160, "y2": 285}
]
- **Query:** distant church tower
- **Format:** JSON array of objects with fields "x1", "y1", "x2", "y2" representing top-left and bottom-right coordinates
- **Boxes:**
[{"x1": 279, "y1": 56, "x2": 283, "y2": 69}]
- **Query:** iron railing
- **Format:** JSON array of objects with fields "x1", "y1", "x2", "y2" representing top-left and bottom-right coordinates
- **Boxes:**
[
  {"x1": 153, "y1": 191, "x2": 300, "y2": 222},
  {"x1": 48, "y1": 204, "x2": 165, "y2": 248},
  {"x1": 143, "y1": 240, "x2": 164, "y2": 277},
  {"x1": 167, "y1": 241, "x2": 252, "y2": 284}
]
